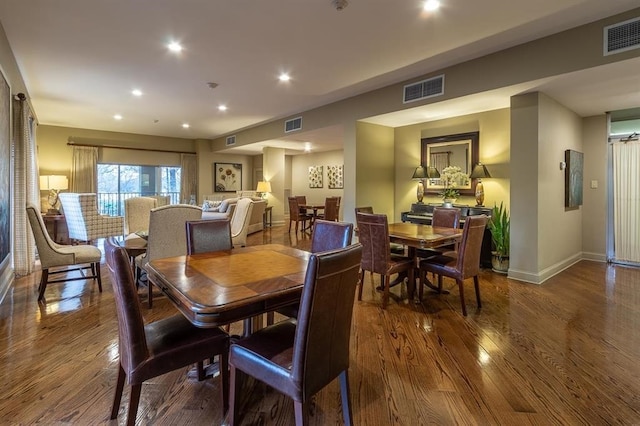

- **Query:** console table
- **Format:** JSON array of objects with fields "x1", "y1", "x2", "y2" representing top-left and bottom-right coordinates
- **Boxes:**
[{"x1": 401, "y1": 203, "x2": 493, "y2": 267}]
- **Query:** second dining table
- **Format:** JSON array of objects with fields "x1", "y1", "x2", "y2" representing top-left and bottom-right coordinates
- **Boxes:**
[{"x1": 145, "y1": 243, "x2": 310, "y2": 330}]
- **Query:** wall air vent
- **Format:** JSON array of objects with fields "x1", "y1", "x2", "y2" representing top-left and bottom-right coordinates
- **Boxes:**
[
  {"x1": 226, "y1": 135, "x2": 236, "y2": 146},
  {"x1": 285, "y1": 116, "x2": 302, "y2": 133},
  {"x1": 604, "y1": 17, "x2": 640, "y2": 56},
  {"x1": 403, "y1": 74, "x2": 445, "y2": 104}
]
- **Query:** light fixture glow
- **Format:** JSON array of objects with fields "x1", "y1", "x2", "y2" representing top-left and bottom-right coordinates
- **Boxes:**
[
  {"x1": 167, "y1": 41, "x2": 183, "y2": 52},
  {"x1": 218, "y1": 105, "x2": 227, "y2": 111},
  {"x1": 304, "y1": 142, "x2": 311, "y2": 152},
  {"x1": 423, "y1": 0, "x2": 440, "y2": 11},
  {"x1": 182, "y1": 123, "x2": 190, "y2": 128},
  {"x1": 279, "y1": 73, "x2": 291, "y2": 82},
  {"x1": 113, "y1": 114, "x2": 123, "y2": 120},
  {"x1": 131, "y1": 89, "x2": 142, "y2": 97}
]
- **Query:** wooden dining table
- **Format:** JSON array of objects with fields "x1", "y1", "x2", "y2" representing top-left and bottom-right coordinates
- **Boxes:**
[
  {"x1": 145, "y1": 244, "x2": 310, "y2": 329},
  {"x1": 387, "y1": 222, "x2": 464, "y2": 295},
  {"x1": 299, "y1": 204, "x2": 325, "y2": 230}
]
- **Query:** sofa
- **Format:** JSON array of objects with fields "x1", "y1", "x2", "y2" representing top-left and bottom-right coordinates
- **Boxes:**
[{"x1": 201, "y1": 197, "x2": 266, "y2": 234}]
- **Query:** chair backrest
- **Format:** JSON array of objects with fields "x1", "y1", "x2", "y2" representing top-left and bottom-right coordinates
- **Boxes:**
[
  {"x1": 124, "y1": 197, "x2": 157, "y2": 234},
  {"x1": 310, "y1": 220, "x2": 353, "y2": 253},
  {"x1": 288, "y1": 197, "x2": 302, "y2": 219},
  {"x1": 432, "y1": 207, "x2": 461, "y2": 229},
  {"x1": 296, "y1": 195, "x2": 306, "y2": 205},
  {"x1": 149, "y1": 195, "x2": 171, "y2": 206},
  {"x1": 354, "y1": 206, "x2": 373, "y2": 215},
  {"x1": 323, "y1": 197, "x2": 340, "y2": 221},
  {"x1": 355, "y1": 212, "x2": 391, "y2": 275},
  {"x1": 104, "y1": 237, "x2": 150, "y2": 373},
  {"x1": 144, "y1": 204, "x2": 203, "y2": 263},
  {"x1": 186, "y1": 219, "x2": 233, "y2": 254},
  {"x1": 456, "y1": 215, "x2": 489, "y2": 278},
  {"x1": 230, "y1": 198, "x2": 254, "y2": 247},
  {"x1": 25, "y1": 203, "x2": 74, "y2": 268},
  {"x1": 59, "y1": 192, "x2": 124, "y2": 241},
  {"x1": 292, "y1": 243, "x2": 363, "y2": 398}
]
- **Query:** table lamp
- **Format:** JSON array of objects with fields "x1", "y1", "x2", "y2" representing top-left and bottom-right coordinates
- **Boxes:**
[
  {"x1": 40, "y1": 175, "x2": 68, "y2": 214},
  {"x1": 411, "y1": 166, "x2": 440, "y2": 204},
  {"x1": 256, "y1": 181, "x2": 272, "y2": 201},
  {"x1": 469, "y1": 163, "x2": 491, "y2": 206}
]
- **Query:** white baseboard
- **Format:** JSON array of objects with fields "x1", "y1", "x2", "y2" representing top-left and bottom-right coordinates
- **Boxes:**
[{"x1": 508, "y1": 252, "x2": 582, "y2": 284}]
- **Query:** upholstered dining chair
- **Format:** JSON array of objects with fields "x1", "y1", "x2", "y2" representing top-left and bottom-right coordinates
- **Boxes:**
[
  {"x1": 124, "y1": 196, "x2": 157, "y2": 235},
  {"x1": 288, "y1": 197, "x2": 313, "y2": 235},
  {"x1": 270, "y1": 219, "x2": 354, "y2": 324},
  {"x1": 230, "y1": 198, "x2": 254, "y2": 248},
  {"x1": 318, "y1": 196, "x2": 340, "y2": 222},
  {"x1": 26, "y1": 203, "x2": 102, "y2": 302},
  {"x1": 136, "y1": 204, "x2": 203, "y2": 307},
  {"x1": 415, "y1": 206, "x2": 462, "y2": 258},
  {"x1": 355, "y1": 212, "x2": 415, "y2": 309},
  {"x1": 186, "y1": 219, "x2": 233, "y2": 255},
  {"x1": 418, "y1": 215, "x2": 489, "y2": 316},
  {"x1": 104, "y1": 238, "x2": 229, "y2": 426},
  {"x1": 228, "y1": 243, "x2": 363, "y2": 426},
  {"x1": 58, "y1": 193, "x2": 124, "y2": 243}
]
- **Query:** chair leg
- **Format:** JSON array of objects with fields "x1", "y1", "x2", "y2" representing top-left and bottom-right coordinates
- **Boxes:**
[
  {"x1": 474, "y1": 275, "x2": 482, "y2": 309},
  {"x1": 148, "y1": 279, "x2": 153, "y2": 308},
  {"x1": 220, "y1": 344, "x2": 230, "y2": 413},
  {"x1": 418, "y1": 268, "x2": 425, "y2": 301},
  {"x1": 95, "y1": 262, "x2": 102, "y2": 292},
  {"x1": 228, "y1": 366, "x2": 240, "y2": 426},
  {"x1": 197, "y1": 361, "x2": 206, "y2": 381},
  {"x1": 457, "y1": 279, "x2": 467, "y2": 316},
  {"x1": 110, "y1": 365, "x2": 126, "y2": 419},
  {"x1": 357, "y1": 270, "x2": 364, "y2": 301},
  {"x1": 293, "y1": 400, "x2": 307, "y2": 426},
  {"x1": 339, "y1": 370, "x2": 353, "y2": 426},
  {"x1": 381, "y1": 274, "x2": 390, "y2": 309},
  {"x1": 266, "y1": 311, "x2": 275, "y2": 325},
  {"x1": 38, "y1": 269, "x2": 49, "y2": 301},
  {"x1": 126, "y1": 383, "x2": 142, "y2": 426}
]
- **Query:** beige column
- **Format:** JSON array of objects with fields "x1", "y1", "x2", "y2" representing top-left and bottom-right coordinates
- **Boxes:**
[{"x1": 262, "y1": 147, "x2": 286, "y2": 225}]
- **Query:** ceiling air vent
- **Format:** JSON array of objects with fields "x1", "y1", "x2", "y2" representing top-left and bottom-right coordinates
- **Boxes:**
[
  {"x1": 285, "y1": 116, "x2": 302, "y2": 133},
  {"x1": 604, "y1": 16, "x2": 640, "y2": 56},
  {"x1": 403, "y1": 74, "x2": 445, "y2": 104},
  {"x1": 226, "y1": 135, "x2": 236, "y2": 146}
]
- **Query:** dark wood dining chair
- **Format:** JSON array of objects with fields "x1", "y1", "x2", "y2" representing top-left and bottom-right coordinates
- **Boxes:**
[
  {"x1": 104, "y1": 237, "x2": 230, "y2": 426},
  {"x1": 228, "y1": 243, "x2": 363, "y2": 426},
  {"x1": 186, "y1": 219, "x2": 232, "y2": 254},
  {"x1": 319, "y1": 196, "x2": 340, "y2": 221},
  {"x1": 355, "y1": 212, "x2": 415, "y2": 308},
  {"x1": 415, "y1": 207, "x2": 462, "y2": 287},
  {"x1": 418, "y1": 215, "x2": 489, "y2": 316},
  {"x1": 288, "y1": 196, "x2": 313, "y2": 234}
]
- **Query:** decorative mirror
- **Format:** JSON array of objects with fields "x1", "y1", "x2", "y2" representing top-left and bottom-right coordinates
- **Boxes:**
[{"x1": 421, "y1": 131, "x2": 479, "y2": 196}]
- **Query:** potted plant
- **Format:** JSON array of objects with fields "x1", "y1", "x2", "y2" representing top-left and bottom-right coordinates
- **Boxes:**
[
  {"x1": 439, "y1": 166, "x2": 468, "y2": 206},
  {"x1": 488, "y1": 202, "x2": 510, "y2": 273}
]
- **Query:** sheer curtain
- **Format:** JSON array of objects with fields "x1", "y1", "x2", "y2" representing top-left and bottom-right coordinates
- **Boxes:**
[
  {"x1": 612, "y1": 140, "x2": 640, "y2": 264},
  {"x1": 71, "y1": 146, "x2": 98, "y2": 192},
  {"x1": 180, "y1": 153, "x2": 197, "y2": 204},
  {"x1": 12, "y1": 94, "x2": 40, "y2": 276}
]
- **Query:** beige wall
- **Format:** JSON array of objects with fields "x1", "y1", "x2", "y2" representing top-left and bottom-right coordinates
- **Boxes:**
[{"x1": 394, "y1": 108, "x2": 511, "y2": 222}]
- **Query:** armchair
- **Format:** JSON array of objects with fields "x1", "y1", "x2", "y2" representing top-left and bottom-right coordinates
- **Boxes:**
[{"x1": 58, "y1": 193, "x2": 124, "y2": 243}]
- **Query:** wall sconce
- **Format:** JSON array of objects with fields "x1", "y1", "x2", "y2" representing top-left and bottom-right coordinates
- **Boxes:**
[
  {"x1": 256, "y1": 181, "x2": 272, "y2": 202},
  {"x1": 469, "y1": 163, "x2": 491, "y2": 207},
  {"x1": 39, "y1": 175, "x2": 69, "y2": 214}
]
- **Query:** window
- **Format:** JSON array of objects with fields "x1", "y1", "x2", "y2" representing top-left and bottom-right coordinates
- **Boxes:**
[{"x1": 97, "y1": 164, "x2": 181, "y2": 215}]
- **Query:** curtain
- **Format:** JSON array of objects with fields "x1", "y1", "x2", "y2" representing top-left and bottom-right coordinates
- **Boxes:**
[
  {"x1": 430, "y1": 152, "x2": 450, "y2": 186},
  {"x1": 71, "y1": 146, "x2": 98, "y2": 192},
  {"x1": 612, "y1": 140, "x2": 640, "y2": 263},
  {"x1": 12, "y1": 94, "x2": 40, "y2": 276},
  {"x1": 180, "y1": 153, "x2": 197, "y2": 204}
]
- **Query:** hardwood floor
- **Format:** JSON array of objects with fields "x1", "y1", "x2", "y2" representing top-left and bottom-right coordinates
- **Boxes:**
[{"x1": 2, "y1": 225, "x2": 640, "y2": 425}]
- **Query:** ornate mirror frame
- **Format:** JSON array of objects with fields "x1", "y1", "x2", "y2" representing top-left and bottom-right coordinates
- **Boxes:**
[{"x1": 421, "y1": 131, "x2": 479, "y2": 196}]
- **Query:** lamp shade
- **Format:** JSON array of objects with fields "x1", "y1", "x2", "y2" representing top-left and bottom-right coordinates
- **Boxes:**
[
  {"x1": 256, "y1": 181, "x2": 272, "y2": 193},
  {"x1": 411, "y1": 166, "x2": 427, "y2": 179},
  {"x1": 469, "y1": 163, "x2": 491, "y2": 179},
  {"x1": 426, "y1": 166, "x2": 440, "y2": 179},
  {"x1": 39, "y1": 175, "x2": 69, "y2": 191}
]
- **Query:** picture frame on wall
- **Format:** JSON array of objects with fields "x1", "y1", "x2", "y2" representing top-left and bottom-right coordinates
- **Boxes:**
[
  {"x1": 214, "y1": 162, "x2": 242, "y2": 192},
  {"x1": 0, "y1": 67, "x2": 10, "y2": 269},
  {"x1": 565, "y1": 149, "x2": 583, "y2": 208},
  {"x1": 327, "y1": 165, "x2": 344, "y2": 189},
  {"x1": 309, "y1": 165, "x2": 323, "y2": 188}
]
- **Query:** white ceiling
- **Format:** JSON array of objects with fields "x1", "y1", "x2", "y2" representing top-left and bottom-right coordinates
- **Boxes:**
[{"x1": 1, "y1": 0, "x2": 639, "y2": 156}]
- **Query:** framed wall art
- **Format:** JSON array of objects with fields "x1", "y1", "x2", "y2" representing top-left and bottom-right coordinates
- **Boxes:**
[
  {"x1": 0, "y1": 67, "x2": 10, "y2": 269},
  {"x1": 308, "y1": 165, "x2": 323, "y2": 188},
  {"x1": 565, "y1": 149, "x2": 583, "y2": 208},
  {"x1": 327, "y1": 164, "x2": 343, "y2": 189},
  {"x1": 214, "y1": 162, "x2": 242, "y2": 192}
]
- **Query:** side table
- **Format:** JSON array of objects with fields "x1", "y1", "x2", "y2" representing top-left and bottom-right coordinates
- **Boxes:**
[
  {"x1": 42, "y1": 213, "x2": 66, "y2": 243},
  {"x1": 263, "y1": 206, "x2": 273, "y2": 228}
]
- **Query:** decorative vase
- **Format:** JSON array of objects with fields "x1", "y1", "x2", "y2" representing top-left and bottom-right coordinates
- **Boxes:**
[{"x1": 442, "y1": 198, "x2": 456, "y2": 208}]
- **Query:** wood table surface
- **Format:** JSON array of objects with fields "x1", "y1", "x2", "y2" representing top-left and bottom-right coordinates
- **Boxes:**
[
  {"x1": 387, "y1": 222, "x2": 463, "y2": 249},
  {"x1": 146, "y1": 244, "x2": 310, "y2": 328}
]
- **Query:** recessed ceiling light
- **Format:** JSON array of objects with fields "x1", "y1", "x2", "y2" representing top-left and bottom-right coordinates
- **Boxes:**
[
  {"x1": 132, "y1": 89, "x2": 142, "y2": 97},
  {"x1": 304, "y1": 142, "x2": 311, "y2": 152},
  {"x1": 279, "y1": 73, "x2": 291, "y2": 82},
  {"x1": 423, "y1": 0, "x2": 440, "y2": 11},
  {"x1": 218, "y1": 105, "x2": 227, "y2": 112},
  {"x1": 168, "y1": 41, "x2": 183, "y2": 53},
  {"x1": 182, "y1": 123, "x2": 190, "y2": 128},
  {"x1": 113, "y1": 114, "x2": 123, "y2": 120}
]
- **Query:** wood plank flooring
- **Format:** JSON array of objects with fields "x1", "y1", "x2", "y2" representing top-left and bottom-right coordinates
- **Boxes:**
[{"x1": 1, "y1": 226, "x2": 640, "y2": 425}]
